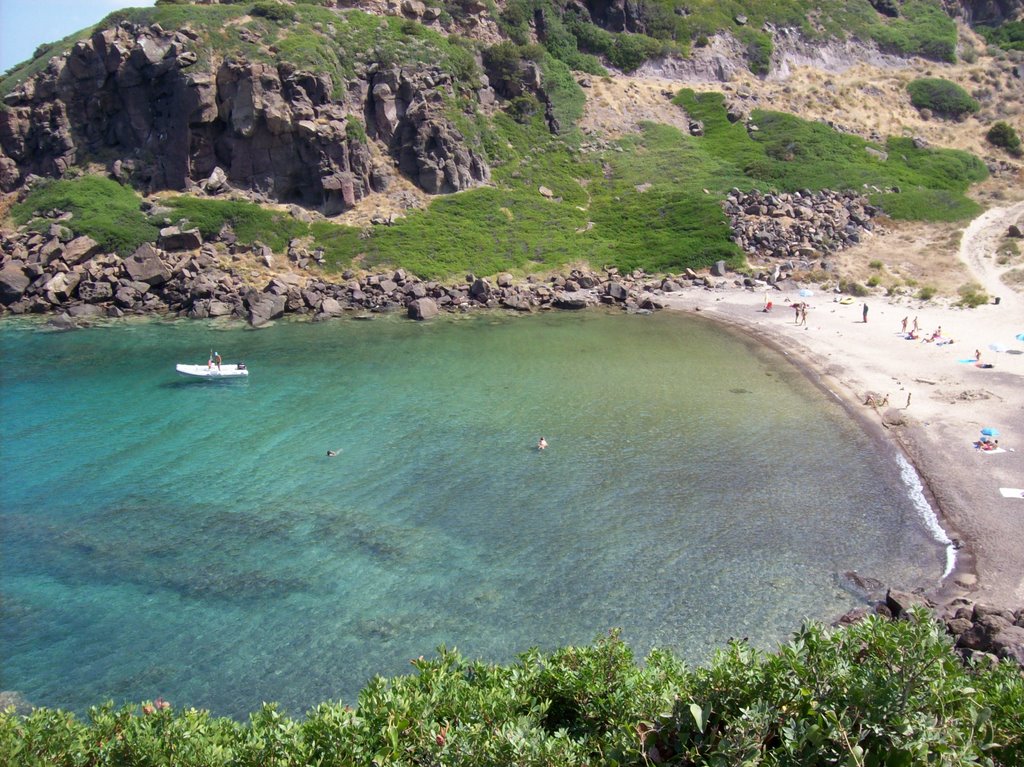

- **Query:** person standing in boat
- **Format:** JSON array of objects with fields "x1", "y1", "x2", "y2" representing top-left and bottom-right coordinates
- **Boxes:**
[{"x1": 214, "y1": 352, "x2": 222, "y2": 370}]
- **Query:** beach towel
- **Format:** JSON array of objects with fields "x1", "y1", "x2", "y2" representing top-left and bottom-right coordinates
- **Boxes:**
[
  {"x1": 980, "y1": 447, "x2": 1007, "y2": 454},
  {"x1": 999, "y1": 488, "x2": 1024, "y2": 499},
  {"x1": 957, "y1": 359, "x2": 976, "y2": 363}
]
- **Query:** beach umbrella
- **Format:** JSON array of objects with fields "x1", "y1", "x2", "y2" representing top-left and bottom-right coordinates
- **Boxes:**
[
  {"x1": 989, "y1": 343, "x2": 1008, "y2": 353},
  {"x1": 1017, "y1": 333, "x2": 1024, "y2": 342},
  {"x1": 799, "y1": 289, "x2": 814, "y2": 297},
  {"x1": 981, "y1": 427, "x2": 1000, "y2": 437}
]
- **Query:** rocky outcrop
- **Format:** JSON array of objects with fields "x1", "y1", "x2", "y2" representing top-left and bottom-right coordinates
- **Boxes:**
[
  {"x1": 724, "y1": 188, "x2": 880, "y2": 265},
  {"x1": 939, "y1": 599, "x2": 1024, "y2": 666},
  {"x1": 836, "y1": 590, "x2": 1024, "y2": 670},
  {"x1": 366, "y1": 66, "x2": 490, "y2": 193},
  {"x1": 1, "y1": 222, "x2": 689, "y2": 326},
  {"x1": 0, "y1": 22, "x2": 489, "y2": 208},
  {"x1": 945, "y1": 0, "x2": 1024, "y2": 25}
]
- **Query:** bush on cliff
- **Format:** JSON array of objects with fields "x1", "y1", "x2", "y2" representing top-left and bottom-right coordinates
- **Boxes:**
[{"x1": 2, "y1": 612, "x2": 1022, "y2": 766}]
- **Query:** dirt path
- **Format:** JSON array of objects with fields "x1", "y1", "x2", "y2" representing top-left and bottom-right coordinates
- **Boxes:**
[{"x1": 957, "y1": 200, "x2": 1024, "y2": 311}]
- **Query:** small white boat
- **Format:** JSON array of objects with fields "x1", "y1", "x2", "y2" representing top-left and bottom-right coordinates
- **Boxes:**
[{"x1": 176, "y1": 361, "x2": 249, "y2": 379}]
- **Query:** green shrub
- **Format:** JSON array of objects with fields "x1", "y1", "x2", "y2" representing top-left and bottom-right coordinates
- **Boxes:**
[
  {"x1": 160, "y1": 196, "x2": 307, "y2": 253},
  {"x1": 10, "y1": 177, "x2": 159, "y2": 255},
  {"x1": 917, "y1": 285, "x2": 937, "y2": 300},
  {"x1": 907, "y1": 78, "x2": 980, "y2": 118},
  {"x1": 869, "y1": 259, "x2": 884, "y2": 269},
  {"x1": 866, "y1": 275, "x2": 881, "y2": 287},
  {"x1": 978, "y1": 20, "x2": 1024, "y2": 52},
  {"x1": 841, "y1": 279, "x2": 870, "y2": 296},
  {"x1": 986, "y1": 121, "x2": 1022, "y2": 156},
  {"x1": 2, "y1": 613, "x2": 1022, "y2": 766},
  {"x1": 608, "y1": 33, "x2": 664, "y2": 73},
  {"x1": 250, "y1": 0, "x2": 296, "y2": 22},
  {"x1": 345, "y1": 119, "x2": 367, "y2": 144},
  {"x1": 958, "y1": 282, "x2": 989, "y2": 307},
  {"x1": 740, "y1": 30, "x2": 773, "y2": 76}
]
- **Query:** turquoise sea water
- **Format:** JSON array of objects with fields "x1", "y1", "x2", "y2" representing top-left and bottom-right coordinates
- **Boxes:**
[{"x1": 1, "y1": 310, "x2": 945, "y2": 719}]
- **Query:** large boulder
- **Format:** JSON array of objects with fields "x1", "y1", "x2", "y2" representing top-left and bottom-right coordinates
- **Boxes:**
[
  {"x1": 158, "y1": 226, "x2": 202, "y2": 251},
  {"x1": 0, "y1": 263, "x2": 31, "y2": 304},
  {"x1": 78, "y1": 280, "x2": 114, "y2": 303},
  {"x1": 62, "y1": 235, "x2": 102, "y2": 265},
  {"x1": 407, "y1": 296, "x2": 439, "y2": 320},
  {"x1": 885, "y1": 589, "x2": 932, "y2": 619},
  {"x1": 246, "y1": 293, "x2": 287, "y2": 327},
  {"x1": 43, "y1": 271, "x2": 81, "y2": 303},
  {"x1": 124, "y1": 244, "x2": 171, "y2": 286}
]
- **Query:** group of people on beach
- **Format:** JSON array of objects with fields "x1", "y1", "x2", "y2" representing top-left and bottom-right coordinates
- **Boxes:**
[
  {"x1": 900, "y1": 316, "x2": 954, "y2": 345},
  {"x1": 792, "y1": 302, "x2": 809, "y2": 326}
]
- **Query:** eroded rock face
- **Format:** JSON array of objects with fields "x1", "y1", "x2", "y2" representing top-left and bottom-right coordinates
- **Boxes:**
[
  {"x1": 366, "y1": 66, "x2": 489, "y2": 193},
  {"x1": 0, "y1": 23, "x2": 489, "y2": 207}
]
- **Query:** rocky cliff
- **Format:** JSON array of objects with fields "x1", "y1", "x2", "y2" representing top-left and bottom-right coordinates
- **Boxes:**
[{"x1": 0, "y1": 21, "x2": 490, "y2": 209}]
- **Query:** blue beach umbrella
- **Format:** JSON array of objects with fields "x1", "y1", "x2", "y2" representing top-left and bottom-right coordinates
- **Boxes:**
[
  {"x1": 1017, "y1": 333, "x2": 1024, "y2": 342},
  {"x1": 980, "y1": 427, "x2": 1000, "y2": 437}
]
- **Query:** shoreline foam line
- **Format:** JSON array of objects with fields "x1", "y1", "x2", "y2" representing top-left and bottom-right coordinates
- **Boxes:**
[{"x1": 897, "y1": 452, "x2": 956, "y2": 579}]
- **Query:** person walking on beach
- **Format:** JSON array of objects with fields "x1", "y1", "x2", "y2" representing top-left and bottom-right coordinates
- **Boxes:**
[
  {"x1": 901, "y1": 316, "x2": 908, "y2": 333},
  {"x1": 793, "y1": 302, "x2": 801, "y2": 324},
  {"x1": 862, "y1": 303, "x2": 868, "y2": 323},
  {"x1": 912, "y1": 316, "x2": 919, "y2": 334}
]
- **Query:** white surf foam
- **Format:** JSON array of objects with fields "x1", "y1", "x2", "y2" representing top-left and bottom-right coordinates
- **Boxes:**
[{"x1": 896, "y1": 452, "x2": 956, "y2": 579}]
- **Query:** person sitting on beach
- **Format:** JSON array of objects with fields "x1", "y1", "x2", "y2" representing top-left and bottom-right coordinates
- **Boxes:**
[
  {"x1": 980, "y1": 440, "x2": 998, "y2": 451},
  {"x1": 863, "y1": 394, "x2": 877, "y2": 407},
  {"x1": 537, "y1": 437, "x2": 548, "y2": 450}
]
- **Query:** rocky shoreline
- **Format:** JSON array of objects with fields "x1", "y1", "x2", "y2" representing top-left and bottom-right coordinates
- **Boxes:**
[
  {"x1": 838, "y1": 590, "x2": 1024, "y2": 667},
  {"x1": 0, "y1": 183, "x2": 884, "y2": 327}
]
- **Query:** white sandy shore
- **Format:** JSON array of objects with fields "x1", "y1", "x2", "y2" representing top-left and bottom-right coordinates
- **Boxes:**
[{"x1": 658, "y1": 200, "x2": 1024, "y2": 608}]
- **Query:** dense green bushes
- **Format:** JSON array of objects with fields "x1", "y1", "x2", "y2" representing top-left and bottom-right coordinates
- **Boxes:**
[
  {"x1": 10, "y1": 86, "x2": 989, "y2": 277},
  {"x1": 3, "y1": 613, "x2": 1022, "y2": 766},
  {"x1": 10, "y1": 177, "x2": 159, "y2": 255},
  {"x1": 979, "y1": 20, "x2": 1024, "y2": 52},
  {"x1": 671, "y1": 89, "x2": 986, "y2": 221},
  {"x1": 907, "y1": 78, "x2": 980, "y2": 119},
  {"x1": 986, "y1": 121, "x2": 1023, "y2": 157}
]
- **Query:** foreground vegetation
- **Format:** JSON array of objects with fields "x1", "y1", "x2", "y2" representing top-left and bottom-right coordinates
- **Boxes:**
[{"x1": 2, "y1": 612, "x2": 1022, "y2": 766}]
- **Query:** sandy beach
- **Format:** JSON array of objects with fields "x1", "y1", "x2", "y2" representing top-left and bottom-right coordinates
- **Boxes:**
[{"x1": 659, "y1": 200, "x2": 1024, "y2": 609}]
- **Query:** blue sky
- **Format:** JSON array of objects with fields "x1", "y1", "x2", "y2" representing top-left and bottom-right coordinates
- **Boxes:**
[{"x1": 1, "y1": 1, "x2": 154, "y2": 73}]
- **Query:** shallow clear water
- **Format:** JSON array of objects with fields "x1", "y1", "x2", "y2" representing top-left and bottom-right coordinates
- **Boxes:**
[{"x1": 0, "y1": 310, "x2": 945, "y2": 718}]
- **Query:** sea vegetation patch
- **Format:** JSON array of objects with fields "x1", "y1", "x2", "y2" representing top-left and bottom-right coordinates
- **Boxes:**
[{"x1": 1, "y1": 613, "x2": 1022, "y2": 765}]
